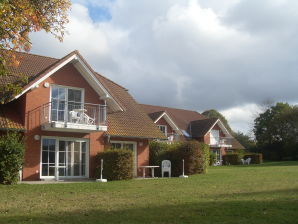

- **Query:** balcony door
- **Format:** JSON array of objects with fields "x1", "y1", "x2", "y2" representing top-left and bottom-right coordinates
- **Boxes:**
[
  {"x1": 41, "y1": 138, "x2": 88, "y2": 178},
  {"x1": 50, "y1": 86, "x2": 83, "y2": 122},
  {"x1": 210, "y1": 130, "x2": 219, "y2": 145}
]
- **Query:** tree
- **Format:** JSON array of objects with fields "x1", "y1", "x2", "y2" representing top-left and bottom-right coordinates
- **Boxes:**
[
  {"x1": 0, "y1": 0, "x2": 71, "y2": 103},
  {"x1": 233, "y1": 131, "x2": 255, "y2": 150},
  {"x1": 202, "y1": 109, "x2": 234, "y2": 134},
  {"x1": 254, "y1": 102, "x2": 298, "y2": 160}
]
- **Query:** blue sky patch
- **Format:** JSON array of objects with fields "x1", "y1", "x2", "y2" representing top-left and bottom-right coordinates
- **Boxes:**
[{"x1": 88, "y1": 6, "x2": 112, "y2": 22}]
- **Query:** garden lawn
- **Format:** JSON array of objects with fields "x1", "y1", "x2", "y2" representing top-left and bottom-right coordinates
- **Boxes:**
[{"x1": 1, "y1": 161, "x2": 298, "y2": 224}]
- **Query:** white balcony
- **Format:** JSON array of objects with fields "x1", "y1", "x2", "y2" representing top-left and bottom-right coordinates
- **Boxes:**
[
  {"x1": 209, "y1": 137, "x2": 232, "y2": 148},
  {"x1": 41, "y1": 101, "x2": 107, "y2": 133}
]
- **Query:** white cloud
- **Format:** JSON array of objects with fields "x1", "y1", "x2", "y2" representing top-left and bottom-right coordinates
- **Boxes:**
[
  {"x1": 29, "y1": 0, "x2": 298, "y2": 133},
  {"x1": 221, "y1": 104, "x2": 262, "y2": 135}
]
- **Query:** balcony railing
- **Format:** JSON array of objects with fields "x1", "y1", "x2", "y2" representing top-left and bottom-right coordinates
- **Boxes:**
[
  {"x1": 163, "y1": 132, "x2": 180, "y2": 142},
  {"x1": 210, "y1": 137, "x2": 232, "y2": 147},
  {"x1": 41, "y1": 101, "x2": 107, "y2": 132}
]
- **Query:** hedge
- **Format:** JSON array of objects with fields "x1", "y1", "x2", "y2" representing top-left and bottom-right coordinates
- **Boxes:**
[
  {"x1": 149, "y1": 140, "x2": 209, "y2": 177},
  {"x1": 222, "y1": 154, "x2": 242, "y2": 165},
  {"x1": 0, "y1": 132, "x2": 24, "y2": 185},
  {"x1": 96, "y1": 149, "x2": 133, "y2": 181},
  {"x1": 244, "y1": 153, "x2": 263, "y2": 164}
]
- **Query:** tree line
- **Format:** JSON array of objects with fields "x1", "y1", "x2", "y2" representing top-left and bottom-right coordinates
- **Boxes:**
[{"x1": 204, "y1": 102, "x2": 298, "y2": 161}]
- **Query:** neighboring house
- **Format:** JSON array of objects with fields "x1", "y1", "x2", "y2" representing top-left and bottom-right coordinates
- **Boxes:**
[
  {"x1": 0, "y1": 50, "x2": 165, "y2": 181},
  {"x1": 140, "y1": 104, "x2": 244, "y2": 162}
]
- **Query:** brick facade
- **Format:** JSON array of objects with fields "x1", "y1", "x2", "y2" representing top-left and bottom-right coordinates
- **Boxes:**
[{"x1": 17, "y1": 63, "x2": 150, "y2": 180}]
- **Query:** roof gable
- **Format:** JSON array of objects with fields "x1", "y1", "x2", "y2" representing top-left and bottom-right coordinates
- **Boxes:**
[
  {"x1": 140, "y1": 104, "x2": 206, "y2": 131},
  {"x1": 3, "y1": 50, "x2": 122, "y2": 112}
]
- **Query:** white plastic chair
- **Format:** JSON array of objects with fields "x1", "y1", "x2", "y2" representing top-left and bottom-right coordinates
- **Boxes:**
[
  {"x1": 83, "y1": 113, "x2": 95, "y2": 125},
  {"x1": 241, "y1": 159, "x2": 245, "y2": 165},
  {"x1": 246, "y1": 158, "x2": 251, "y2": 165},
  {"x1": 161, "y1": 160, "x2": 171, "y2": 177},
  {"x1": 69, "y1": 111, "x2": 80, "y2": 123}
]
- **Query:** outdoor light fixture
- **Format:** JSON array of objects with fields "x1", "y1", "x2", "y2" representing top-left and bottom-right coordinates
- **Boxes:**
[
  {"x1": 34, "y1": 135, "x2": 40, "y2": 141},
  {"x1": 43, "y1": 82, "x2": 50, "y2": 88}
]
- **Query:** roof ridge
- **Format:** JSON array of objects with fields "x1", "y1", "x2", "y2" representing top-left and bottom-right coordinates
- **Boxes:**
[{"x1": 140, "y1": 103, "x2": 200, "y2": 113}]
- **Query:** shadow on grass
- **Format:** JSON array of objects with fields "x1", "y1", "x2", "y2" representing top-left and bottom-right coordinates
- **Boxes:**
[
  {"x1": 1, "y1": 198, "x2": 298, "y2": 224},
  {"x1": 222, "y1": 161, "x2": 298, "y2": 168}
]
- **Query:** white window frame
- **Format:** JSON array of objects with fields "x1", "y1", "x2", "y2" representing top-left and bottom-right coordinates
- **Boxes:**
[
  {"x1": 210, "y1": 129, "x2": 220, "y2": 145},
  {"x1": 110, "y1": 141, "x2": 138, "y2": 177},
  {"x1": 40, "y1": 136, "x2": 90, "y2": 180},
  {"x1": 157, "y1": 125, "x2": 167, "y2": 136},
  {"x1": 49, "y1": 84, "x2": 85, "y2": 122}
]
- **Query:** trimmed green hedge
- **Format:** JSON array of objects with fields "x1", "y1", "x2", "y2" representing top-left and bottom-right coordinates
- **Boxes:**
[
  {"x1": 244, "y1": 153, "x2": 263, "y2": 164},
  {"x1": 222, "y1": 154, "x2": 242, "y2": 165},
  {"x1": 0, "y1": 132, "x2": 24, "y2": 185},
  {"x1": 96, "y1": 149, "x2": 133, "y2": 181},
  {"x1": 149, "y1": 140, "x2": 210, "y2": 177}
]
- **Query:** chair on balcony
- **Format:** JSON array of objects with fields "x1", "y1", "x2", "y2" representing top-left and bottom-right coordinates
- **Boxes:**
[
  {"x1": 82, "y1": 113, "x2": 95, "y2": 125},
  {"x1": 69, "y1": 111, "x2": 80, "y2": 123},
  {"x1": 161, "y1": 160, "x2": 171, "y2": 178}
]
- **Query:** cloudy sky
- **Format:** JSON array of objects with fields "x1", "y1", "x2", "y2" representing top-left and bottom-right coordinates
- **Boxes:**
[{"x1": 30, "y1": 0, "x2": 298, "y2": 135}]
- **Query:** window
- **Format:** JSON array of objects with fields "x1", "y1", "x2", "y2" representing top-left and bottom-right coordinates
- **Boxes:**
[
  {"x1": 158, "y1": 125, "x2": 167, "y2": 135},
  {"x1": 51, "y1": 86, "x2": 83, "y2": 122},
  {"x1": 210, "y1": 130, "x2": 220, "y2": 145}
]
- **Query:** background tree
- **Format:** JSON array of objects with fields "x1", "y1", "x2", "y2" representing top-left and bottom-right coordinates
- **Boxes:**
[
  {"x1": 0, "y1": 0, "x2": 71, "y2": 103},
  {"x1": 233, "y1": 131, "x2": 256, "y2": 151},
  {"x1": 254, "y1": 102, "x2": 298, "y2": 160}
]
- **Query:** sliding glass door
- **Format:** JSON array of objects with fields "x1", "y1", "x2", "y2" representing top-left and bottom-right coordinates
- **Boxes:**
[{"x1": 41, "y1": 138, "x2": 88, "y2": 178}]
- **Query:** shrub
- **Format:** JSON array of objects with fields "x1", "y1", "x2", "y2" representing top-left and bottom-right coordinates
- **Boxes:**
[
  {"x1": 222, "y1": 154, "x2": 242, "y2": 165},
  {"x1": 0, "y1": 132, "x2": 24, "y2": 185},
  {"x1": 244, "y1": 153, "x2": 263, "y2": 164},
  {"x1": 209, "y1": 151, "x2": 216, "y2": 166},
  {"x1": 149, "y1": 141, "x2": 181, "y2": 177},
  {"x1": 199, "y1": 143, "x2": 210, "y2": 174},
  {"x1": 96, "y1": 149, "x2": 133, "y2": 181},
  {"x1": 149, "y1": 140, "x2": 209, "y2": 177}
]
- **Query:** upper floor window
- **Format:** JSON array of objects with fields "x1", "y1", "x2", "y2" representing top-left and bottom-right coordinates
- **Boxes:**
[
  {"x1": 210, "y1": 129, "x2": 220, "y2": 145},
  {"x1": 158, "y1": 125, "x2": 167, "y2": 135},
  {"x1": 51, "y1": 86, "x2": 83, "y2": 122}
]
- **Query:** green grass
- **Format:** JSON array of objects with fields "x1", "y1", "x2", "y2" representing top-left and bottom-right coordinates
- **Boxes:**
[{"x1": 1, "y1": 161, "x2": 298, "y2": 224}]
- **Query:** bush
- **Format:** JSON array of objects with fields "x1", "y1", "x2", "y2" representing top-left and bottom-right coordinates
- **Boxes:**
[
  {"x1": 199, "y1": 143, "x2": 210, "y2": 174},
  {"x1": 209, "y1": 151, "x2": 216, "y2": 166},
  {"x1": 149, "y1": 140, "x2": 209, "y2": 177},
  {"x1": 244, "y1": 153, "x2": 263, "y2": 164},
  {"x1": 0, "y1": 132, "x2": 24, "y2": 185},
  {"x1": 149, "y1": 141, "x2": 180, "y2": 177},
  {"x1": 222, "y1": 154, "x2": 242, "y2": 165},
  {"x1": 96, "y1": 149, "x2": 133, "y2": 181}
]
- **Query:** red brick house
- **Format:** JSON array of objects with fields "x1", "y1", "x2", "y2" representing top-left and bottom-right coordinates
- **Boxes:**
[
  {"x1": 0, "y1": 51, "x2": 165, "y2": 181},
  {"x1": 140, "y1": 104, "x2": 244, "y2": 163}
]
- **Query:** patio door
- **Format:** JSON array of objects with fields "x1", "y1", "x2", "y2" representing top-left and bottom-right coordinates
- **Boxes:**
[{"x1": 41, "y1": 138, "x2": 88, "y2": 178}]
